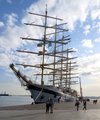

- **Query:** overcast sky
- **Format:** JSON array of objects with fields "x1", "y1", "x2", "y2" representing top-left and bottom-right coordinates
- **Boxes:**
[{"x1": 0, "y1": 0, "x2": 100, "y2": 96}]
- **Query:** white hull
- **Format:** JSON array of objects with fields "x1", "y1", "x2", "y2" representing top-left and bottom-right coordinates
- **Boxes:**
[
  {"x1": 27, "y1": 84, "x2": 75, "y2": 103},
  {"x1": 9, "y1": 64, "x2": 76, "y2": 104}
]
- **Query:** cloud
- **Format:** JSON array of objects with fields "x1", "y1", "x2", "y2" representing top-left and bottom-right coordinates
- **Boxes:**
[
  {"x1": 82, "y1": 83, "x2": 100, "y2": 96},
  {"x1": 77, "y1": 53, "x2": 100, "y2": 95},
  {"x1": 91, "y1": 8, "x2": 100, "y2": 20},
  {"x1": 81, "y1": 39, "x2": 94, "y2": 48},
  {"x1": 26, "y1": 0, "x2": 91, "y2": 30},
  {"x1": 0, "y1": 26, "x2": 23, "y2": 52},
  {"x1": 5, "y1": 13, "x2": 18, "y2": 26},
  {"x1": 0, "y1": 21, "x2": 4, "y2": 27},
  {"x1": 83, "y1": 25, "x2": 91, "y2": 35},
  {"x1": 93, "y1": 22, "x2": 100, "y2": 32},
  {"x1": 1, "y1": 0, "x2": 100, "y2": 95},
  {"x1": 6, "y1": 0, "x2": 12, "y2": 4},
  {"x1": 0, "y1": 0, "x2": 96, "y2": 62},
  {"x1": 78, "y1": 53, "x2": 100, "y2": 76},
  {"x1": 0, "y1": 53, "x2": 11, "y2": 67},
  {"x1": 0, "y1": 82, "x2": 30, "y2": 95},
  {"x1": 94, "y1": 37, "x2": 100, "y2": 43}
]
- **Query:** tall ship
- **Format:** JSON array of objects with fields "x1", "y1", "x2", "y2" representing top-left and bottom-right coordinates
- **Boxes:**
[{"x1": 10, "y1": 7, "x2": 78, "y2": 104}]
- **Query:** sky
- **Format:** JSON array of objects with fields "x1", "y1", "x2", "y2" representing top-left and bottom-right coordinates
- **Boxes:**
[{"x1": 0, "y1": 0, "x2": 100, "y2": 96}]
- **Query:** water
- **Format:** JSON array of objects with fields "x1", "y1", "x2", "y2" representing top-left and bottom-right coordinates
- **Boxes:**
[
  {"x1": 0, "y1": 95, "x2": 33, "y2": 107},
  {"x1": 0, "y1": 96, "x2": 100, "y2": 107}
]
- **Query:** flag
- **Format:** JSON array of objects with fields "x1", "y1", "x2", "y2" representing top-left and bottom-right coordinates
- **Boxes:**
[
  {"x1": 48, "y1": 42, "x2": 52, "y2": 47},
  {"x1": 37, "y1": 42, "x2": 43, "y2": 47}
]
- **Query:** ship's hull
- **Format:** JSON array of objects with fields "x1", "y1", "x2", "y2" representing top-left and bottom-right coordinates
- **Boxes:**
[
  {"x1": 27, "y1": 83, "x2": 75, "y2": 103},
  {"x1": 9, "y1": 64, "x2": 76, "y2": 104}
]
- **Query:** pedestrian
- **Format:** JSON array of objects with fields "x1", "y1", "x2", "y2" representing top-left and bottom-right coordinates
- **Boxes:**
[
  {"x1": 46, "y1": 98, "x2": 50, "y2": 113},
  {"x1": 58, "y1": 96, "x2": 61, "y2": 103},
  {"x1": 46, "y1": 97, "x2": 54, "y2": 113},
  {"x1": 83, "y1": 100, "x2": 87, "y2": 110},
  {"x1": 49, "y1": 98, "x2": 54, "y2": 113},
  {"x1": 75, "y1": 100, "x2": 80, "y2": 111}
]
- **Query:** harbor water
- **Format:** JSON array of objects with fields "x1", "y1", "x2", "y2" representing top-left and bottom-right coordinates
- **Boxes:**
[
  {"x1": 0, "y1": 95, "x2": 100, "y2": 107},
  {"x1": 0, "y1": 95, "x2": 33, "y2": 107}
]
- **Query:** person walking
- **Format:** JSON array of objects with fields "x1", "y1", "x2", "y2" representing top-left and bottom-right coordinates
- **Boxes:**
[
  {"x1": 49, "y1": 98, "x2": 54, "y2": 113},
  {"x1": 83, "y1": 100, "x2": 87, "y2": 110},
  {"x1": 75, "y1": 100, "x2": 80, "y2": 111},
  {"x1": 46, "y1": 98, "x2": 54, "y2": 113},
  {"x1": 46, "y1": 98, "x2": 50, "y2": 113}
]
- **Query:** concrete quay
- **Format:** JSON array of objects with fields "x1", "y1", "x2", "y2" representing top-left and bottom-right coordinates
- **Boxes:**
[
  {"x1": 1, "y1": 109, "x2": 100, "y2": 120},
  {"x1": 0, "y1": 101, "x2": 100, "y2": 120}
]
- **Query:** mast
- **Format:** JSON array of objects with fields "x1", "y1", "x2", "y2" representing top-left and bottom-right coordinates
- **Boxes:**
[
  {"x1": 52, "y1": 22, "x2": 57, "y2": 86},
  {"x1": 9, "y1": 6, "x2": 81, "y2": 103},
  {"x1": 41, "y1": 5, "x2": 47, "y2": 85},
  {"x1": 60, "y1": 34, "x2": 64, "y2": 87},
  {"x1": 68, "y1": 61, "x2": 71, "y2": 89},
  {"x1": 15, "y1": 6, "x2": 78, "y2": 92},
  {"x1": 65, "y1": 47, "x2": 68, "y2": 88}
]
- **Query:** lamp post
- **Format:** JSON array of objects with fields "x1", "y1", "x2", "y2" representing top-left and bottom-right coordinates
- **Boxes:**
[{"x1": 79, "y1": 77, "x2": 83, "y2": 101}]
